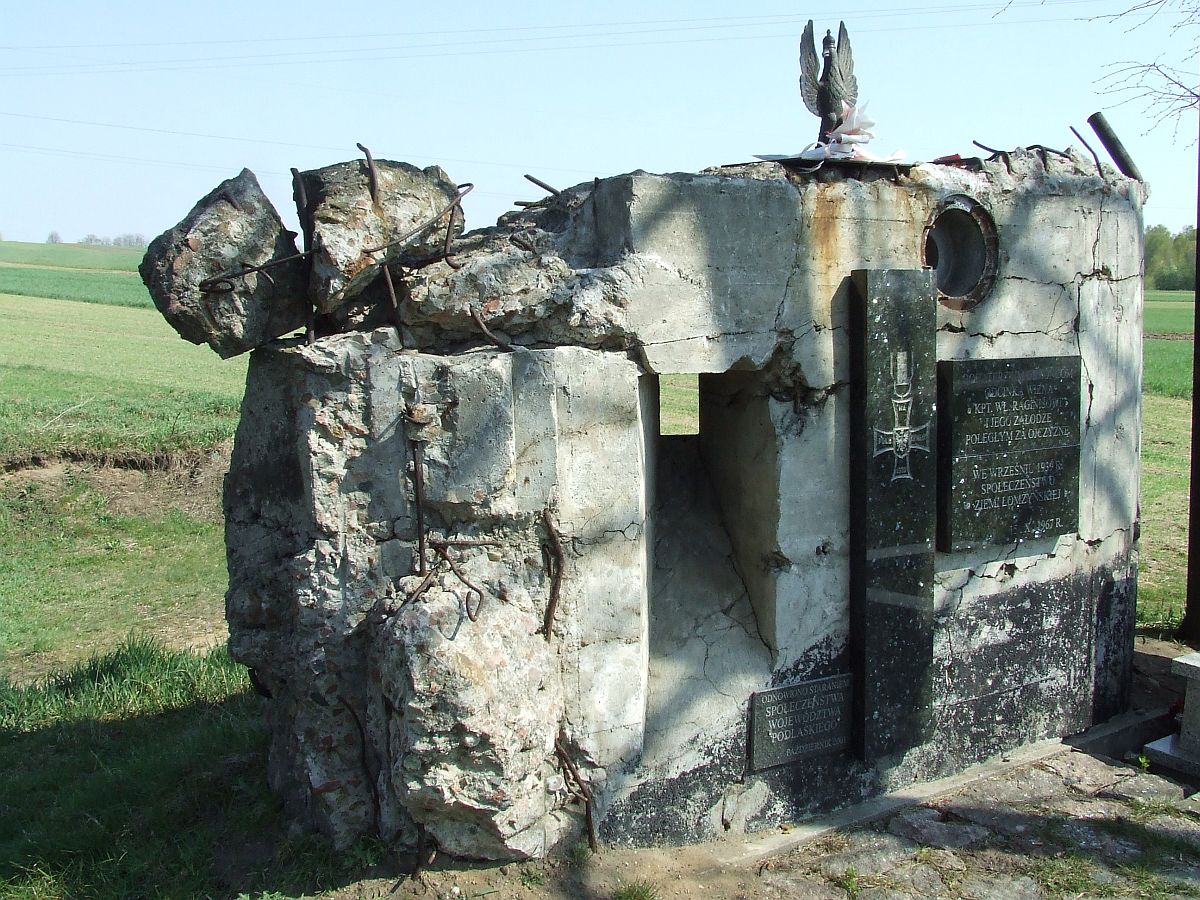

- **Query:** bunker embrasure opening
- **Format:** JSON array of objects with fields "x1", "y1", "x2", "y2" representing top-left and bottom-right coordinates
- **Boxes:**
[{"x1": 923, "y1": 195, "x2": 999, "y2": 309}]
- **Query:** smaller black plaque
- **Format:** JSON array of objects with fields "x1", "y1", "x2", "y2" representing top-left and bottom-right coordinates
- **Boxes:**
[{"x1": 749, "y1": 674, "x2": 853, "y2": 771}]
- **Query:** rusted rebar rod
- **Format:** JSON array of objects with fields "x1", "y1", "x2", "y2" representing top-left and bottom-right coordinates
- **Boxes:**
[
  {"x1": 540, "y1": 508, "x2": 565, "y2": 641},
  {"x1": 555, "y1": 734, "x2": 598, "y2": 851},
  {"x1": 356, "y1": 142, "x2": 380, "y2": 203},
  {"x1": 381, "y1": 265, "x2": 404, "y2": 336},
  {"x1": 523, "y1": 173, "x2": 562, "y2": 197},
  {"x1": 412, "y1": 442, "x2": 428, "y2": 575},
  {"x1": 291, "y1": 167, "x2": 317, "y2": 345},
  {"x1": 470, "y1": 307, "x2": 512, "y2": 351},
  {"x1": 363, "y1": 183, "x2": 474, "y2": 255},
  {"x1": 434, "y1": 543, "x2": 486, "y2": 622},
  {"x1": 1070, "y1": 125, "x2": 1105, "y2": 178}
]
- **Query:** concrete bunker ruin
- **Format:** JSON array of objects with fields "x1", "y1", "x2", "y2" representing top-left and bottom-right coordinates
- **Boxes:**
[{"x1": 142, "y1": 148, "x2": 1145, "y2": 860}]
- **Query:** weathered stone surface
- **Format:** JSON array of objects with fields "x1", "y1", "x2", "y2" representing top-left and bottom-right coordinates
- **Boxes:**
[
  {"x1": 817, "y1": 832, "x2": 918, "y2": 878},
  {"x1": 888, "y1": 807, "x2": 990, "y2": 849},
  {"x1": 302, "y1": 159, "x2": 463, "y2": 310},
  {"x1": 374, "y1": 585, "x2": 565, "y2": 859},
  {"x1": 206, "y1": 150, "x2": 1145, "y2": 858},
  {"x1": 892, "y1": 861, "x2": 948, "y2": 895},
  {"x1": 224, "y1": 333, "x2": 648, "y2": 857},
  {"x1": 958, "y1": 874, "x2": 1044, "y2": 900},
  {"x1": 1099, "y1": 771, "x2": 1189, "y2": 804},
  {"x1": 139, "y1": 168, "x2": 306, "y2": 357},
  {"x1": 1039, "y1": 752, "x2": 1125, "y2": 795},
  {"x1": 759, "y1": 870, "x2": 848, "y2": 898}
]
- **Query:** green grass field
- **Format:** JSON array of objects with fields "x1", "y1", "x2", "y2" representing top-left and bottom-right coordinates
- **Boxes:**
[
  {"x1": 0, "y1": 294, "x2": 247, "y2": 466},
  {"x1": 0, "y1": 266, "x2": 151, "y2": 308},
  {"x1": 1145, "y1": 301, "x2": 1194, "y2": 335},
  {"x1": 0, "y1": 240, "x2": 1195, "y2": 897},
  {"x1": 0, "y1": 240, "x2": 144, "y2": 271}
]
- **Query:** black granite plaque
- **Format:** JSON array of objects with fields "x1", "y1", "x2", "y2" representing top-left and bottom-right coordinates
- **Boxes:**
[
  {"x1": 937, "y1": 356, "x2": 1081, "y2": 551},
  {"x1": 848, "y1": 269, "x2": 937, "y2": 761},
  {"x1": 749, "y1": 674, "x2": 853, "y2": 771}
]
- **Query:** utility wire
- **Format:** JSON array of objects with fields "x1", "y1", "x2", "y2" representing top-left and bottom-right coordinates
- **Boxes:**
[
  {"x1": 0, "y1": 0, "x2": 1111, "y2": 52},
  {"x1": 0, "y1": 13, "x2": 1117, "y2": 78},
  {"x1": 0, "y1": 112, "x2": 600, "y2": 176}
]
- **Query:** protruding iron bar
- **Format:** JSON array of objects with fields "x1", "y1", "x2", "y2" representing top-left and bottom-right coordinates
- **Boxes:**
[
  {"x1": 1026, "y1": 144, "x2": 1072, "y2": 159},
  {"x1": 291, "y1": 167, "x2": 318, "y2": 345},
  {"x1": 1086, "y1": 112, "x2": 1143, "y2": 181},
  {"x1": 413, "y1": 823, "x2": 436, "y2": 876},
  {"x1": 356, "y1": 142, "x2": 380, "y2": 203},
  {"x1": 555, "y1": 734, "x2": 598, "y2": 851},
  {"x1": 441, "y1": 200, "x2": 463, "y2": 270},
  {"x1": 412, "y1": 442, "x2": 428, "y2": 575},
  {"x1": 363, "y1": 183, "x2": 474, "y2": 256},
  {"x1": 540, "y1": 508, "x2": 565, "y2": 641},
  {"x1": 470, "y1": 306, "x2": 513, "y2": 351},
  {"x1": 381, "y1": 265, "x2": 404, "y2": 337},
  {"x1": 197, "y1": 250, "x2": 310, "y2": 294},
  {"x1": 1179, "y1": 138, "x2": 1200, "y2": 642},
  {"x1": 510, "y1": 233, "x2": 536, "y2": 253},
  {"x1": 1070, "y1": 126, "x2": 1105, "y2": 177},
  {"x1": 971, "y1": 140, "x2": 1011, "y2": 172},
  {"x1": 523, "y1": 173, "x2": 562, "y2": 197},
  {"x1": 434, "y1": 544, "x2": 487, "y2": 622},
  {"x1": 406, "y1": 567, "x2": 439, "y2": 604}
]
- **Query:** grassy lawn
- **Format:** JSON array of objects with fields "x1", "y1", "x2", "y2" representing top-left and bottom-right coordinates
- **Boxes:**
[
  {"x1": 0, "y1": 638, "x2": 380, "y2": 898},
  {"x1": 1139, "y1": 394, "x2": 1190, "y2": 626},
  {"x1": 0, "y1": 473, "x2": 228, "y2": 679},
  {"x1": 1145, "y1": 301, "x2": 1194, "y2": 334},
  {"x1": 1146, "y1": 290, "x2": 1195, "y2": 304},
  {"x1": 0, "y1": 241, "x2": 144, "y2": 271},
  {"x1": 0, "y1": 266, "x2": 151, "y2": 308},
  {"x1": 0, "y1": 295, "x2": 247, "y2": 466},
  {"x1": 1144, "y1": 338, "x2": 1192, "y2": 399},
  {"x1": 0, "y1": 238, "x2": 1194, "y2": 896}
]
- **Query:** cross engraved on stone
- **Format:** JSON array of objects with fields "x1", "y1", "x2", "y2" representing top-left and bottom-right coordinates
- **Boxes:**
[{"x1": 873, "y1": 350, "x2": 930, "y2": 482}]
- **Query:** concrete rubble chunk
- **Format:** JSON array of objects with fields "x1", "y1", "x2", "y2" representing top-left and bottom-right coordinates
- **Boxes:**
[
  {"x1": 172, "y1": 144, "x2": 1145, "y2": 860},
  {"x1": 888, "y1": 807, "x2": 990, "y2": 849},
  {"x1": 816, "y1": 832, "x2": 918, "y2": 878},
  {"x1": 301, "y1": 159, "x2": 463, "y2": 311},
  {"x1": 959, "y1": 874, "x2": 1044, "y2": 900},
  {"x1": 139, "y1": 168, "x2": 307, "y2": 358}
]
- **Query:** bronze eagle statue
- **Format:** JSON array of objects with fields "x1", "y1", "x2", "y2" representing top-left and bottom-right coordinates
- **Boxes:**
[{"x1": 799, "y1": 20, "x2": 858, "y2": 146}]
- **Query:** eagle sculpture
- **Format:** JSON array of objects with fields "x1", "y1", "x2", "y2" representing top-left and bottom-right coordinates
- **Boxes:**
[{"x1": 800, "y1": 20, "x2": 858, "y2": 146}]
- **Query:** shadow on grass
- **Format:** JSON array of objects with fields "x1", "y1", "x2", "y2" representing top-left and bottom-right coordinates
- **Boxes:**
[{"x1": 0, "y1": 639, "x2": 388, "y2": 899}]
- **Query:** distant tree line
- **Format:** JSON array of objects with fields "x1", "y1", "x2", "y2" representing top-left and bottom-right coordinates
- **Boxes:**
[
  {"x1": 43, "y1": 231, "x2": 146, "y2": 248},
  {"x1": 1145, "y1": 225, "x2": 1197, "y2": 292},
  {"x1": 80, "y1": 233, "x2": 147, "y2": 248}
]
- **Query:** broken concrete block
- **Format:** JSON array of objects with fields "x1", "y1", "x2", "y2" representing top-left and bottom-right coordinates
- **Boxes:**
[
  {"x1": 301, "y1": 160, "x2": 463, "y2": 312},
  {"x1": 139, "y1": 168, "x2": 307, "y2": 358},
  {"x1": 375, "y1": 587, "x2": 566, "y2": 859}
]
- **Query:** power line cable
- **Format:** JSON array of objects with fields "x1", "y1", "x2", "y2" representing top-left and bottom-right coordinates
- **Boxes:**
[
  {"x1": 0, "y1": 0, "x2": 1110, "y2": 52},
  {"x1": 0, "y1": 13, "x2": 1116, "y2": 78},
  {"x1": 0, "y1": 111, "x2": 601, "y2": 176}
]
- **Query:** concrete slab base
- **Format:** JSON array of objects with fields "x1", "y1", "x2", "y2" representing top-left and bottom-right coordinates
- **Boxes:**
[
  {"x1": 1144, "y1": 733, "x2": 1200, "y2": 779},
  {"x1": 707, "y1": 706, "x2": 1175, "y2": 870}
]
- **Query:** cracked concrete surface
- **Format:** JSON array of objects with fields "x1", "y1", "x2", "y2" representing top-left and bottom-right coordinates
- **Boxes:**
[{"x1": 202, "y1": 148, "x2": 1145, "y2": 858}]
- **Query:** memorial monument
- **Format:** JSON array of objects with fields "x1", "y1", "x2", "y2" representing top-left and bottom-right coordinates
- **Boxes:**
[{"x1": 140, "y1": 31, "x2": 1144, "y2": 859}]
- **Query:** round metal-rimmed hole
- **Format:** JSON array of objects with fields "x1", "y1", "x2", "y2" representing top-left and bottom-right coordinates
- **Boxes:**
[{"x1": 922, "y1": 195, "x2": 999, "y2": 311}]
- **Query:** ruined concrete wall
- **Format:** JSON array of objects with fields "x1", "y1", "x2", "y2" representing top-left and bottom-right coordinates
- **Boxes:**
[
  {"x1": 216, "y1": 149, "x2": 1143, "y2": 856},
  {"x1": 226, "y1": 334, "x2": 651, "y2": 857}
]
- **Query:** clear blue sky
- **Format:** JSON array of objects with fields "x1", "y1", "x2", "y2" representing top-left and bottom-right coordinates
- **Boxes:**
[{"x1": 1, "y1": 0, "x2": 1195, "y2": 244}]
